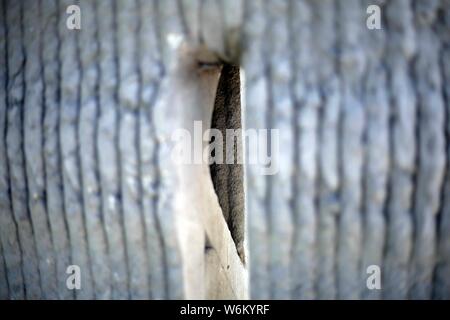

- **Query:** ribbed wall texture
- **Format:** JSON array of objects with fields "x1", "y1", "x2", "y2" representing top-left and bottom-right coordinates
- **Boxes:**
[{"x1": 0, "y1": 0, "x2": 449, "y2": 299}]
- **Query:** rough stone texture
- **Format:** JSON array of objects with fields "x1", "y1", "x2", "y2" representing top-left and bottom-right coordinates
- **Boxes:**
[
  {"x1": 210, "y1": 64, "x2": 245, "y2": 263},
  {"x1": 0, "y1": 0, "x2": 449, "y2": 300}
]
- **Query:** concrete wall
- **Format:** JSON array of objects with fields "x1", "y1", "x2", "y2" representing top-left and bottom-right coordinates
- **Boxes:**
[{"x1": 0, "y1": 0, "x2": 449, "y2": 300}]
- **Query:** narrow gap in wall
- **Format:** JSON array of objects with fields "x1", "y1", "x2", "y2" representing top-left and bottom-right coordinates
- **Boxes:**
[{"x1": 209, "y1": 63, "x2": 246, "y2": 264}]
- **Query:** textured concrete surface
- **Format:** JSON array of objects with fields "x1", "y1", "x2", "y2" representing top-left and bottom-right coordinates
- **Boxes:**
[{"x1": 0, "y1": 0, "x2": 449, "y2": 300}]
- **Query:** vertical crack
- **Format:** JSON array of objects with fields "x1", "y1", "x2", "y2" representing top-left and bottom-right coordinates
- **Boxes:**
[
  {"x1": 74, "y1": 0, "x2": 95, "y2": 298},
  {"x1": 112, "y1": 0, "x2": 131, "y2": 298},
  {"x1": 134, "y1": 0, "x2": 151, "y2": 298},
  {"x1": 92, "y1": 0, "x2": 112, "y2": 298},
  {"x1": 1, "y1": 0, "x2": 26, "y2": 299},
  {"x1": 38, "y1": 0, "x2": 55, "y2": 290},
  {"x1": 18, "y1": 0, "x2": 42, "y2": 298},
  {"x1": 55, "y1": 0, "x2": 74, "y2": 300},
  {"x1": 151, "y1": 0, "x2": 169, "y2": 299}
]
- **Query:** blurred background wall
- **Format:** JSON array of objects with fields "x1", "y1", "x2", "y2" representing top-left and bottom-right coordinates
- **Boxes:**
[{"x1": 0, "y1": 0, "x2": 449, "y2": 300}]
